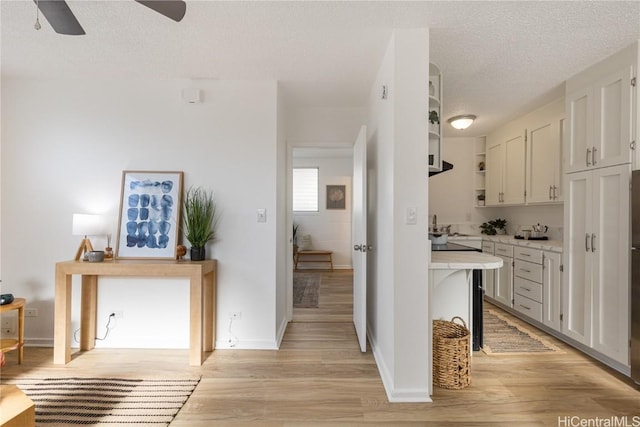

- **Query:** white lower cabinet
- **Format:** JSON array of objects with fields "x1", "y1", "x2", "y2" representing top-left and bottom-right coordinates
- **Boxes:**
[
  {"x1": 513, "y1": 247, "x2": 544, "y2": 322},
  {"x1": 563, "y1": 164, "x2": 630, "y2": 365},
  {"x1": 542, "y1": 251, "x2": 562, "y2": 333},
  {"x1": 482, "y1": 241, "x2": 495, "y2": 299},
  {"x1": 493, "y1": 243, "x2": 514, "y2": 307}
]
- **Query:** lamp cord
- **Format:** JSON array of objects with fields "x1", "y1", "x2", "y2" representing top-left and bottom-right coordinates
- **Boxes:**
[
  {"x1": 34, "y1": 0, "x2": 41, "y2": 30},
  {"x1": 73, "y1": 313, "x2": 116, "y2": 343}
]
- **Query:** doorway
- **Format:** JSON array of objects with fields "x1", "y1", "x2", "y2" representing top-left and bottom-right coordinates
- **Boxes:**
[
  {"x1": 292, "y1": 270, "x2": 353, "y2": 323},
  {"x1": 288, "y1": 145, "x2": 354, "y2": 323}
]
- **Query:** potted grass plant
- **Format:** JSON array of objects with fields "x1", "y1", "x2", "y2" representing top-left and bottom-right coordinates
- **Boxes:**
[{"x1": 183, "y1": 186, "x2": 218, "y2": 261}]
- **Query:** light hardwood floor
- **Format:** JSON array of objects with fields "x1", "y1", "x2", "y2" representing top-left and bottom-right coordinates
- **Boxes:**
[{"x1": 1, "y1": 269, "x2": 638, "y2": 426}]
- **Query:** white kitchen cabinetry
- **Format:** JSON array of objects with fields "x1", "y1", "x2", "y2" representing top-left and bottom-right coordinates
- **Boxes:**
[
  {"x1": 493, "y1": 243, "x2": 513, "y2": 307},
  {"x1": 513, "y1": 247, "x2": 543, "y2": 322},
  {"x1": 563, "y1": 164, "x2": 630, "y2": 364},
  {"x1": 486, "y1": 131, "x2": 526, "y2": 206},
  {"x1": 429, "y1": 63, "x2": 442, "y2": 173},
  {"x1": 565, "y1": 58, "x2": 635, "y2": 174},
  {"x1": 526, "y1": 98, "x2": 565, "y2": 204},
  {"x1": 542, "y1": 251, "x2": 562, "y2": 333},
  {"x1": 482, "y1": 241, "x2": 495, "y2": 298}
]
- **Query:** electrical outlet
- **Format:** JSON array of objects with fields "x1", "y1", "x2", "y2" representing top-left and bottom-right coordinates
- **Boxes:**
[
  {"x1": 1, "y1": 318, "x2": 15, "y2": 334},
  {"x1": 112, "y1": 311, "x2": 124, "y2": 319},
  {"x1": 228, "y1": 312, "x2": 242, "y2": 320},
  {"x1": 25, "y1": 308, "x2": 38, "y2": 317}
]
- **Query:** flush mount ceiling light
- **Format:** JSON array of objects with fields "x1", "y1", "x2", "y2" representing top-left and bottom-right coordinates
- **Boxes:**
[{"x1": 448, "y1": 115, "x2": 477, "y2": 130}]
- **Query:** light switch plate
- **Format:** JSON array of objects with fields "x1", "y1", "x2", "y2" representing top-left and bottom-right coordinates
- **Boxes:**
[
  {"x1": 406, "y1": 207, "x2": 417, "y2": 225},
  {"x1": 257, "y1": 208, "x2": 267, "y2": 223}
]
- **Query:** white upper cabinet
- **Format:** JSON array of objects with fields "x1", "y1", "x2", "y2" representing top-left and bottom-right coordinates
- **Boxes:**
[
  {"x1": 565, "y1": 44, "x2": 636, "y2": 174},
  {"x1": 486, "y1": 128, "x2": 526, "y2": 206},
  {"x1": 593, "y1": 66, "x2": 634, "y2": 168},
  {"x1": 526, "y1": 98, "x2": 565, "y2": 204},
  {"x1": 486, "y1": 98, "x2": 563, "y2": 206}
]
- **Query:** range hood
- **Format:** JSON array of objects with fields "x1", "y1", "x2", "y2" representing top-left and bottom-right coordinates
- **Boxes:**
[{"x1": 429, "y1": 161, "x2": 454, "y2": 177}]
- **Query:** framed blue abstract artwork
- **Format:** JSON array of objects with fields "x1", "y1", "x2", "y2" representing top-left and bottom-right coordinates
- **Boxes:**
[{"x1": 115, "y1": 170, "x2": 184, "y2": 259}]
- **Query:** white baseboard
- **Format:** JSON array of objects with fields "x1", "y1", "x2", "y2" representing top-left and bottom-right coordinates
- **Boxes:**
[
  {"x1": 25, "y1": 338, "x2": 53, "y2": 347},
  {"x1": 214, "y1": 339, "x2": 279, "y2": 350},
  {"x1": 367, "y1": 327, "x2": 432, "y2": 403}
]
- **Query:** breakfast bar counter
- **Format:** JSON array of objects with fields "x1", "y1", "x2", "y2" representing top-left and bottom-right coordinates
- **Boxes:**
[
  {"x1": 428, "y1": 250, "x2": 504, "y2": 393},
  {"x1": 430, "y1": 251, "x2": 503, "y2": 270}
]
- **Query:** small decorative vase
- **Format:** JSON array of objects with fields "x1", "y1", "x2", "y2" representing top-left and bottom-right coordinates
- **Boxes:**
[
  {"x1": 176, "y1": 244, "x2": 187, "y2": 260},
  {"x1": 190, "y1": 246, "x2": 205, "y2": 261}
]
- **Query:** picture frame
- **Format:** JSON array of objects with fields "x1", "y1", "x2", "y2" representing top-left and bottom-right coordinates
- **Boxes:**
[
  {"x1": 115, "y1": 170, "x2": 183, "y2": 259},
  {"x1": 326, "y1": 185, "x2": 346, "y2": 210}
]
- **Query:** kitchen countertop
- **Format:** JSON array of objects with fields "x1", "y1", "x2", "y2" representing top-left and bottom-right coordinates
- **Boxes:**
[
  {"x1": 448, "y1": 235, "x2": 563, "y2": 253},
  {"x1": 430, "y1": 251, "x2": 503, "y2": 270}
]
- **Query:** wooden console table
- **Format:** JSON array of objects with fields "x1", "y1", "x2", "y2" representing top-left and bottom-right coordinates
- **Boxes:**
[{"x1": 54, "y1": 259, "x2": 216, "y2": 366}]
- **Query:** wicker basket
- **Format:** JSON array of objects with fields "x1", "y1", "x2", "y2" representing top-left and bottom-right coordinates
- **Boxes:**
[{"x1": 433, "y1": 316, "x2": 471, "y2": 389}]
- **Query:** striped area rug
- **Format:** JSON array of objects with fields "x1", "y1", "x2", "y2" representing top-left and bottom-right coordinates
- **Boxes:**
[
  {"x1": 3, "y1": 377, "x2": 200, "y2": 426},
  {"x1": 483, "y1": 308, "x2": 563, "y2": 355}
]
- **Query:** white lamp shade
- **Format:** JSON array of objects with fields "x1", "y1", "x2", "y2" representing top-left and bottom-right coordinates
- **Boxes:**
[
  {"x1": 448, "y1": 115, "x2": 476, "y2": 130},
  {"x1": 72, "y1": 214, "x2": 106, "y2": 236}
]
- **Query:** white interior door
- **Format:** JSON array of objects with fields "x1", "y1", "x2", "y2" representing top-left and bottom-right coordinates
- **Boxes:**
[{"x1": 352, "y1": 125, "x2": 367, "y2": 352}]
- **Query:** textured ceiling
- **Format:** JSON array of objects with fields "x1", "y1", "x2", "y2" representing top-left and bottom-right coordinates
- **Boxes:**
[{"x1": 2, "y1": 1, "x2": 639, "y2": 137}]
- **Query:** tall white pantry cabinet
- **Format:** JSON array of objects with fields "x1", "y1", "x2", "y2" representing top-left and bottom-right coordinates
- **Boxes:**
[{"x1": 563, "y1": 42, "x2": 638, "y2": 368}]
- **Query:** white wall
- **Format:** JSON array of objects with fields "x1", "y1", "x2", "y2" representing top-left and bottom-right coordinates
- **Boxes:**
[
  {"x1": 286, "y1": 107, "x2": 366, "y2": 143},
  {"x1": 429, "y1": 137, "x2": 504, "y2": 232},
  {"x1": 1, "y1": 77, "x2": 282, "y2": 350},
  {"x1": 367, "y1": 29, "x2": 431, "y2": 402},
  {"x1": 293, "y1": 154, "x2": 353, "y2": 269}
]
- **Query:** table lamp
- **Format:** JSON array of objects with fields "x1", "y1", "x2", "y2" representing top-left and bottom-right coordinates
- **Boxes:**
[{"x1": 72, "y1": 214, "x2": 106, "y2": 261}]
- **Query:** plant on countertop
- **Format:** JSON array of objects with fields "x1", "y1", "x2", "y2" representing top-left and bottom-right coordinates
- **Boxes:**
[
  {"x1": 183, "y1": 186, "x2": 219, "y2": 261},
  {"x1": 480, "y1": 218, "x2": 507, "y2": 235},
  {"x1": 429, "y1": 110, "x2": 440, "y2": 125}
]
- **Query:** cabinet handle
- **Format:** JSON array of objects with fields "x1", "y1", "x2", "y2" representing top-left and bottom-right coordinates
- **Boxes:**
[
  {"x1": 585, "y1": 233, "x2": 591, "y2": 252},
  {"x1": 586, "y1": 148, "x2": 591, "y2": 166},
  {"x1": 521, "y1": 287, "x2": 532, "y2": 292},
  {"x1": 549, "y1": 185, "x2": 553, "y2": 200},
  {"x1": 518, "y1": 303, "x2": 531, "y2": 311},
  {"x1": 520, "y1": 268, "x2": 531, "y2": 273},
  {"x1": 592, "y1": 147, "x2": 597, "y2": 165},
  {"x1": 591, "y1": 234, "x2": 596, "y2": 252},
  {"x1": 552, "y1": 185, "x2": 557, "y2": 200},
  {"x1": 520, "y1": 253, "x2": 531, "y2": 257}
]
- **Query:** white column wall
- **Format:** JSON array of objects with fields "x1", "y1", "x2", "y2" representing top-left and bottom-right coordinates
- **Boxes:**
[{"x1": 367, "y1": 29, "x2": 431, "y2": 402}]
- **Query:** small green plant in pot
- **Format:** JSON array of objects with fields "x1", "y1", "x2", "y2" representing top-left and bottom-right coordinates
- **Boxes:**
[
  {"x1": 183, "y1": 186, "x2": 218, "y2": 261},
  {"x1": 480, "y1": 218, "x2": 507, "y2": 235}
]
